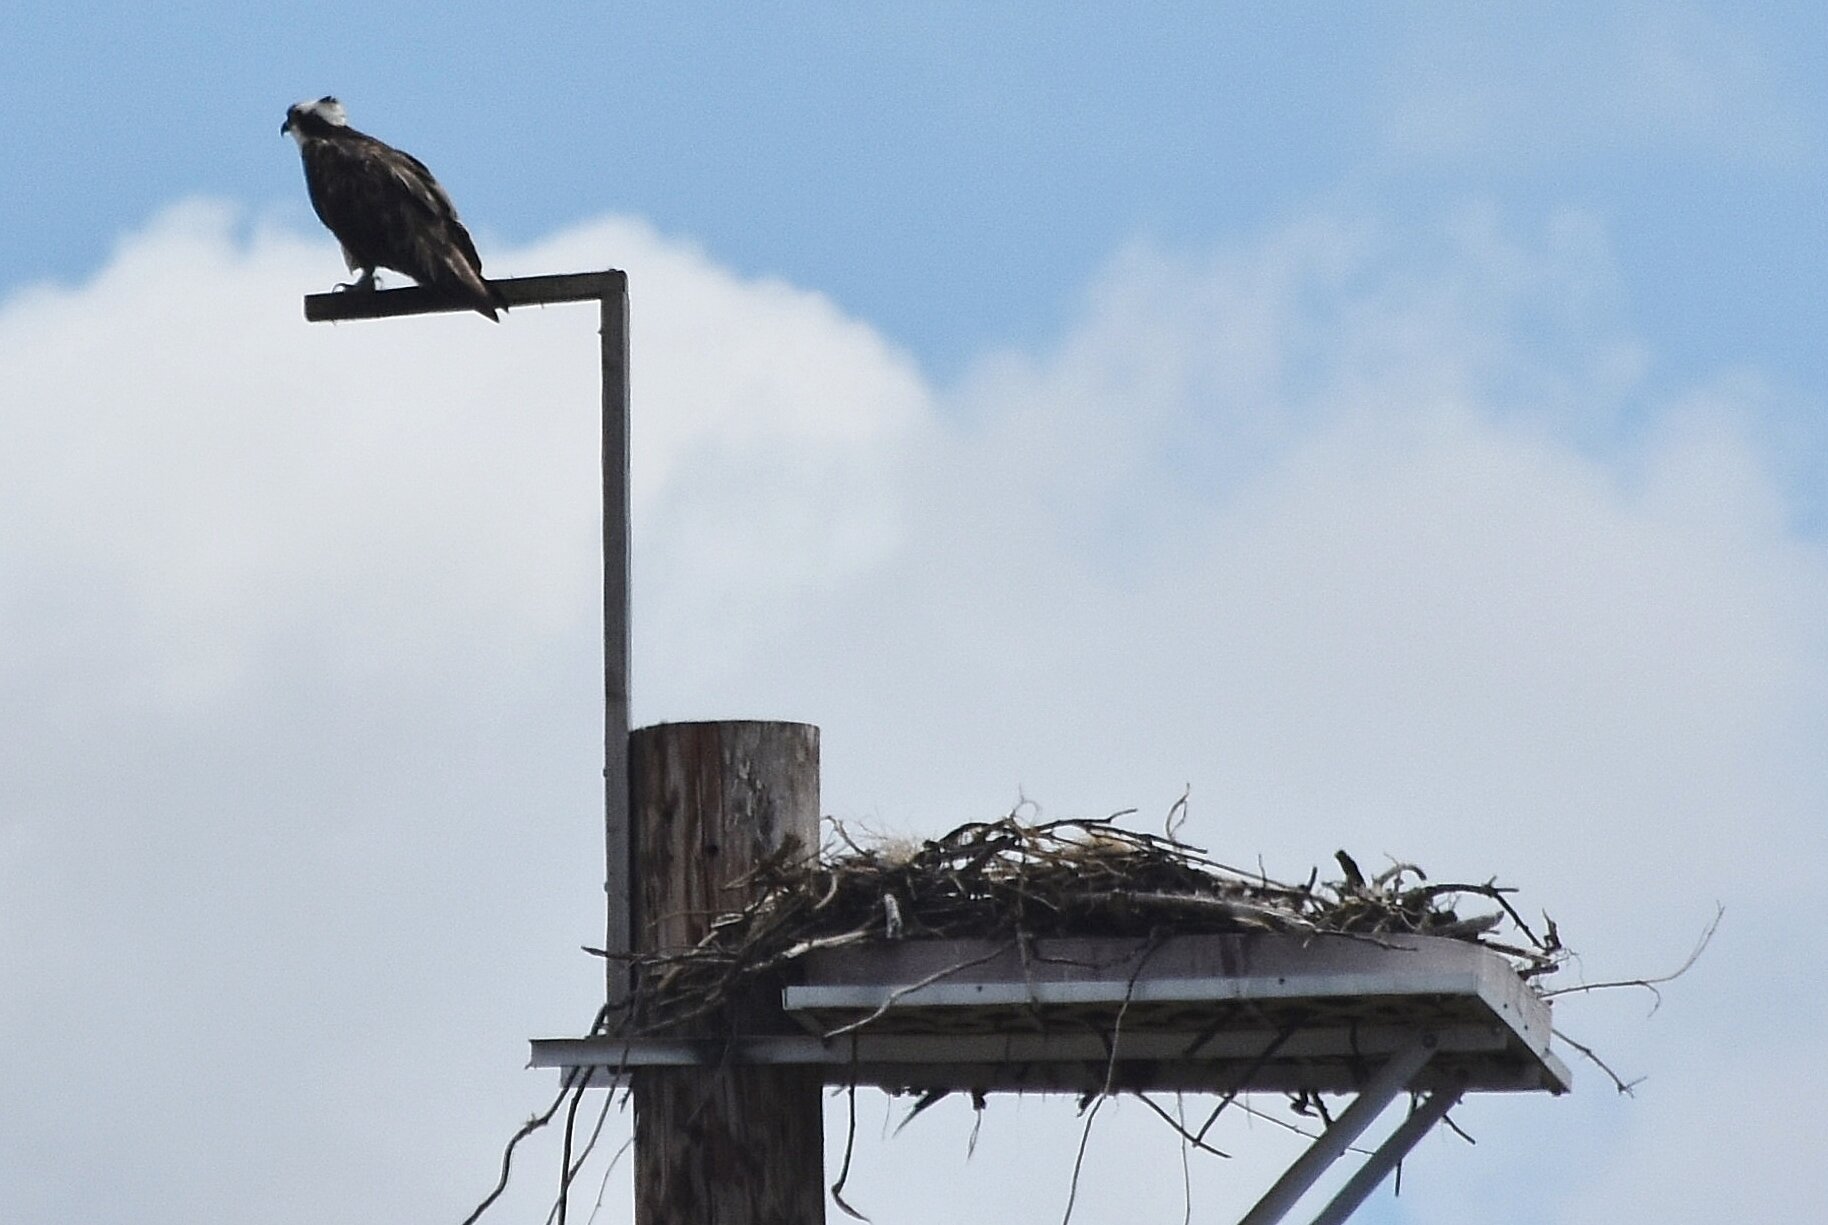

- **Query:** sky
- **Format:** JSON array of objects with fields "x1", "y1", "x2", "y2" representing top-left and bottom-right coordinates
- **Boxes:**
[{"x1": 2, "y1": 4, "x2": 1825, "y2": 1223}]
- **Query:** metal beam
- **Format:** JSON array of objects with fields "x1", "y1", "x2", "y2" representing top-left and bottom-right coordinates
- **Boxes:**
[
  {"x1": 532, "y1": 1024, "x2": 1505, "y2": 1074},
  {"x1": 789, "y1": 967, "x2": 1491, "y2": 1010},
  {"x1": 791, "y1": 932, "x2": 1558, "y2": 1063},
  {"x1": 529, "y1": 1020, "x2": 1532, "y2": 1096},
  {"x1": 303, "y1": 271, "x2": 624, "y2": 322},
  {"x1": 1307, "y1": 1076, "x2": 1468, "y2": 1225},
  {"x1": 598, "y1": 281, "x2": 632, "y2": 1004},
  {"x1": 1235, "y1": 1034, "x2": 1437, "y2": 1225},
  {"x1": 304, "y1": 269, "x2": 635, "y2": 1003}
]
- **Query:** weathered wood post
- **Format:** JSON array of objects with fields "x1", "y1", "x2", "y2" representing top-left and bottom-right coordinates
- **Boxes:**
[{"x1": 630, "y1": 720, "x2": 825, "y2": 1225}]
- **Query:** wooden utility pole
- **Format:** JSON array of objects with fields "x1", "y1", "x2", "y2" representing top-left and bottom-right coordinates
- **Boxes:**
[{"x1": 629, "y1": 720, "x2": 825, "y2": 1225}]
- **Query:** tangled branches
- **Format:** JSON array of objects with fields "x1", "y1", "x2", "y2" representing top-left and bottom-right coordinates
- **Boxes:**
[{"x1": 591, "y1": 813, "x2": 1566, "y2": 1040}]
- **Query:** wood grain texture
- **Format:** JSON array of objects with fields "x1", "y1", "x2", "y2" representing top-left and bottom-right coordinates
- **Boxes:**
[
  {"x1": 631, "y1": 721, "x2": 824, "y2": 1225},
  {"x1": 633, "y1": 1064, "x2": 825, "y2": 1225}
]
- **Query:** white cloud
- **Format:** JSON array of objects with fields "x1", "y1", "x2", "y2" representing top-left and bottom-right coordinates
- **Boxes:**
[
  {"x1": 2, "y1": 199, "x2": 1823, "y2": 1222},
  {"x1": 0, "y1": 200, "x2": 925, "y2": 1225}
]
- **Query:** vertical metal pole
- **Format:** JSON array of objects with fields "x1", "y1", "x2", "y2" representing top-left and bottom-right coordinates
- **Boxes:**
[
  {"x1": 301, "y1": 269, "x2": 639, "y2": 1003},
  {"x1": 601, "y1": 277, "x2": 632, "y2": 1004},
  {"x1": 1235, "y1": 1035, "x2": 1437, "y2": 1225},
  {"x1": 1307, "y1": 1077, "x2": 1467, "y2": 1225}
]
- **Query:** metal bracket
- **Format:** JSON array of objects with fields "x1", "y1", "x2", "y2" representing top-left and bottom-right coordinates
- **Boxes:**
[
  {"x1": 305, "y1": 271, "x2": 634, "y2": 1006},
  {"x1": 1307, "y1": 1073, "x2": 1468, "y2": 1225},
  {"x1": 1236, "y1": 1033, "x2": 1442, "y2": 1225}
]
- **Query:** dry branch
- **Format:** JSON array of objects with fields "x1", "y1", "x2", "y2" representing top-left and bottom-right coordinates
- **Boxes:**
[{"x1": 591, "y1": 813, "x2": 1569, "y2": 1047}]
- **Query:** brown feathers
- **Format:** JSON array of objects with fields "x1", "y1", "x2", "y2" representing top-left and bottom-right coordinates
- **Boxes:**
[{"x1": 287, "y1": 100, "x2": 505, "y2": 320}]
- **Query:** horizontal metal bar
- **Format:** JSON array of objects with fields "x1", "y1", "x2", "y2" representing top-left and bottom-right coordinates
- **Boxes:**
[
  {"x1": 531, "y1": 1023, "x2": 1508, "y2": 1073},
  {"x1": 524, "y1": 1020, "x2": 1567, "y2": 1096},
  {"x1": 303, "y1": 270, "x2": 626, "y2": 322},
  {"x1": 786, "y1": 968, "x2": 1487, "y2": 1012},
  {"x1": 526, "y1": 1062, "x2": 1529, "y2": 1099}
]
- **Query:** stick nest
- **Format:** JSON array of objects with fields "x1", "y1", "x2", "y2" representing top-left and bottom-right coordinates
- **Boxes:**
[{"x1": 597, "y1": 812, "x2": 1566, "y2": 1039}]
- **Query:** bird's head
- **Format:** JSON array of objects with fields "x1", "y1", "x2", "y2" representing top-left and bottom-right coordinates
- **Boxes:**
[{"x1": 281, "y1": 96, "x2": 349, "y2": 143}]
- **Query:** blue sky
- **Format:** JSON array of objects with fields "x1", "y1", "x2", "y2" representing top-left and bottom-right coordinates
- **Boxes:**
[
  {"x1": 4, "y1": 5, "x2": 1827, "y2": 1224},
  {"x1": 4, "y1": 5, "x2": 1824, "y2": 383}
]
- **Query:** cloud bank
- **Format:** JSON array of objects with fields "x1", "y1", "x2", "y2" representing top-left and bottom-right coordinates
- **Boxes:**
[{"x1": 2, "y1": 200, "x2": 1823, "y2": 1222}]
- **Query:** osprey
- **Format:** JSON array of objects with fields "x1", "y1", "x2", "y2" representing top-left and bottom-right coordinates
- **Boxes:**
[{"x1": 282, "y1": 96, "x2": 506, "y2": 320}]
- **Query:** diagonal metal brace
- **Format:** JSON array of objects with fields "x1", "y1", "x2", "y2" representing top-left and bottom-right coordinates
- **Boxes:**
[
  {"x1": 1235, "y1": 1033, "x2": 1438, "y2": 1225},
  {"x1": 1307, "y1": 1072, "x2": 1468, "y2": 1225}
]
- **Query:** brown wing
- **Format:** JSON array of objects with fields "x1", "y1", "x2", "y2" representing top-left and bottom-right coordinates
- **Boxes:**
[{"x1": 301, "y1": 130, "x2": 503, "y2": 319}]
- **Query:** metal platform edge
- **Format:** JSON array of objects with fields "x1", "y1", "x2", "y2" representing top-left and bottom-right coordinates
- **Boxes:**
[
  {"x1": 530, "y1": 933, "x2": 1571, "y2": 1095},
  {"x1": 530, "y1": 1024, "x2": 1566, "y2": 1095}
]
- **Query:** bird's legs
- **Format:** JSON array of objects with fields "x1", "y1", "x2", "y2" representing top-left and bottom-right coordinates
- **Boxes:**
[{"x1": 333, "y1": 268, "x2": 380, "y2": 294}]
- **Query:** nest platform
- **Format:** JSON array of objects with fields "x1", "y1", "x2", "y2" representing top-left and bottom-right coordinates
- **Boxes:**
[{"x1": 532, "y1": 930, "x2": 1568, "y2": 1096}]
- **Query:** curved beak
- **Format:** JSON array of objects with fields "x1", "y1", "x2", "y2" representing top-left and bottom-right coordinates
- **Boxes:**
[{"x1": 280, "y1": 116, "x2": 292, "y2": 136}]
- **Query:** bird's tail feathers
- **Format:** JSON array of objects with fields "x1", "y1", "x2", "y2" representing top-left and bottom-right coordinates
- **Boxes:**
[{"x1": 433, "y1": 251, "x2": 504, "y2": 321}]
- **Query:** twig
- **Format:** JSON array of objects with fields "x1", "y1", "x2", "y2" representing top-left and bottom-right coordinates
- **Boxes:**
[
  {"x1": 1058, "y1": 1095, "x2": 1106, "y2": 1225},
  {"x1": 822, "y1": 941, "x2": 1018, "y2": 1038},
  {"x1": 581, "y1": 1089, "x2": 636, "y2": 1225},
  {"x1": 1076, "y1": 890, "x2": 1320, "y2": 933},
  {"x1": 554, "y1": 1071, "x2": 591, "y2": 1225},
  {"x1": 459, "y1": 1070, "x2": 583, "y2": 1225},
  {"x1": 1164, "y1": 787, "x2": 1191, "y2": 842},
  {"x1": 1553, "y1": 1026, "x2": 1643, "y2": 1096},
  {"x1": 1193, "y1": 1028, "x2": 1294, "y2": 1143},
  {"x1": 1228, "y1": 1095, "x2": 1379, "y2": 1152},
  {"x1": 829, "y1": 1050, "x2": 869, "y2": 1222},
  {"x1": 545, "y1": 1090, "x2": 616, "y2": 1225},
  {"x1": 1176, "y1": 1094, "x2": 1193, "y2": 1225},
  {"x1": 891, "y1": 1089, "x2": 949, "y2": 1138},
  {"x1": 1060, "y1": 933, "x2": 1162, "y2": 1225},
  {"x1": 1131, "y1": 1093, "x2": 1232, "y2": 1159},
  {"x1": 1541, "y1": 904, "x2": 1721, "y2": 1012}
]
